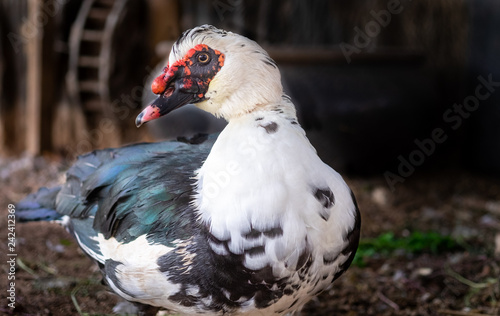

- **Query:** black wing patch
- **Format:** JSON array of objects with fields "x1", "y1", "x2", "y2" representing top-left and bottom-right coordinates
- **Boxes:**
[
  {"x1": 260, "y1": 121, "x2": 279, "y2": 134},
  {"x1": 332, "y1": 189, "x2": 361, "y2": 282},
  {"x1": 157, "y1": 227, "x2": 290, "y2": 313},
  {"x1": 312, "y1": 187, "x2": 335, "y2": 221},
  {"x1": 242, "y1": 226, "x2": 284, "y2": 240}
]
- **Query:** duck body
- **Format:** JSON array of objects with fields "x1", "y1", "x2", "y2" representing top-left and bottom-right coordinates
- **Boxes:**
[{"x1": 18, "y1": 25, "x2": 360, "y2": 315}]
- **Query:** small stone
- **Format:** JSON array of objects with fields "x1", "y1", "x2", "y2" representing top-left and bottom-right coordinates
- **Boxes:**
[
  {"x1": 480, "y1": 215, "x2": 500, "y2": 228},
  {"x1": 378, "y1": 263, "x2": 391, "y2": 274},
  {"x1": 392, "y1": 270, "x2": 405, "y2": 282},
  {"x1": 486, "y1": 201, "x2": 500, "y2": 215},
  {"x1": 421, "y1": 292, "x2": 432, "y2": 302},
  {"x1": 46, "y1": 240, "x2": 66, "y2": 253},
  {"x1": 417, "y1": 267, "x2": 432, "y2": 277},
  {"x1": 371, "y1": 187, "x2": 389, "y2": 206},
  {"x1": 113, "y1": 301, "x2": 139, "y2": 314}
]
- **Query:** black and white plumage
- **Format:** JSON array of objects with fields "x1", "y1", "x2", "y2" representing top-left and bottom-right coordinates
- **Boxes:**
[{"x1": 18, "y1": 25, "x2": 360, "y2": 315}]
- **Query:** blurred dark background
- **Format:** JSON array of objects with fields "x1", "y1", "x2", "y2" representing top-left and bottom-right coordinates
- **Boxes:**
[{"x1": 0, "y1": 0, "x2": 499, "y2": 177}]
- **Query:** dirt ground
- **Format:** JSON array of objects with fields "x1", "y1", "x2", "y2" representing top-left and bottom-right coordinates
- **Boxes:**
[{"x1": 0, "y1": 154, "x2": 499, "y2": 316}]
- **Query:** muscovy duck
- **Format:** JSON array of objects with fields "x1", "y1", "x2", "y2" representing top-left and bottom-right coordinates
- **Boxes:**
[{"x1": 18, "y1": 25, "x2": 361, "y2": 315}]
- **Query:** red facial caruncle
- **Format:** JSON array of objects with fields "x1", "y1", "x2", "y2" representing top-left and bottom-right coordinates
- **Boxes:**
[
  {"x1": 151, "y1": 44, "x2": 225, "y2": 98},
  {"x1": 136, "y1": 44, "x2": 225, "y2": 127}
]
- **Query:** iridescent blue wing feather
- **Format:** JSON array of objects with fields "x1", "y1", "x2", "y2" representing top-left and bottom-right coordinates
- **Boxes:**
[{"x1": 17, "y1": 135, "x2": 216, "y2": 250}]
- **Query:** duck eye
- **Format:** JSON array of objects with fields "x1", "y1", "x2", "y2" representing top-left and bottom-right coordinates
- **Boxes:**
[{"x1": 197, "y1": 53, "x2": 210, "y2": 64}]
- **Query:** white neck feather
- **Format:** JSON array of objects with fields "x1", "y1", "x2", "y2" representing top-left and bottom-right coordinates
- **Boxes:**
[{"x1": 173, "y1": 29, "x2": 283, "y2": 120}]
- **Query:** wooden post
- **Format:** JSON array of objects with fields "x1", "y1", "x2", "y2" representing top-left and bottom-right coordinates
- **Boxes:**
[{"x1": 25, "y1": 0, "x2": 42, "y2": 155}]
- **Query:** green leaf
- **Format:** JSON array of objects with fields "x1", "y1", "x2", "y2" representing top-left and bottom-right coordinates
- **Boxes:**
[{"x1": 352, "y1": 231, "x2": 461, "y2": 267}]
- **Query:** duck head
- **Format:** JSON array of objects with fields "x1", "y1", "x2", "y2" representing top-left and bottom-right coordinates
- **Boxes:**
[{"x1": 136, "y1": 25, "x2": 283, "y2": 127}]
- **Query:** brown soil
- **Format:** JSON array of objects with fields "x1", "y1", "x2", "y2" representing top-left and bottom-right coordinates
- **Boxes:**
[{"x1": 0, "y1": 155, "x2": 499, "y2": 315}]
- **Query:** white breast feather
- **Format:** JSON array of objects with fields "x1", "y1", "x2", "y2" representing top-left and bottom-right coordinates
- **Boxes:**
[{"x1": 194, "y1": 108, "x2": 357, "y2": 282}]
